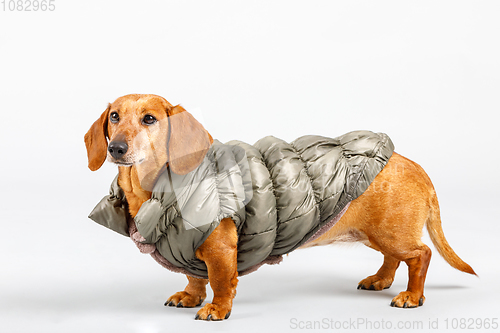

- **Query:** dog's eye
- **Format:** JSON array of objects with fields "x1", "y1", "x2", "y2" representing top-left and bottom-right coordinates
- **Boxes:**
[
  {"x1": 142, "y1": 114, "x2": 157, "y2": 125},
  {"x1": 110, "y1": 112, "x2": 120, "y2": 123}
]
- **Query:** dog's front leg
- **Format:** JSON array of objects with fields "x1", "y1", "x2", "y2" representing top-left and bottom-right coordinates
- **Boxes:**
[
  {"x1": 194, "y1": 218, "x2": 238, "y2": 321},
  {"x1": 165, "y1": 276, "x2": 208, "y2": 308}
]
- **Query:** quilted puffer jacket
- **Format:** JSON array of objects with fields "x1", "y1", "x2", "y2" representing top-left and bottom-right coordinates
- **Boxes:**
[{"x1": 89, "y1": 130, "x2": 394, "y2": 278}]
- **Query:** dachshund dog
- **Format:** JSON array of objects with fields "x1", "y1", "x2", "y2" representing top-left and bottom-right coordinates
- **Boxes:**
[{"x1": 85, "y1": 94, "x2": 475, "y2": 321}]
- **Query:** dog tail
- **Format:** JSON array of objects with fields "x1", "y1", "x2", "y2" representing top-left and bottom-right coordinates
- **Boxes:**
[{"x1": 426, "y1": 191, "x2": 477, "y2": 276}]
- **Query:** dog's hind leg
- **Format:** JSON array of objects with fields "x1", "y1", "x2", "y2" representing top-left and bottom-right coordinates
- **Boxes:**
[
  {"x1": 359, "y1": 235, "x2": 432, "y2": 308},
  {"x1": 357, "y1": 241, "x2": 432, "y2": 308},
  {"x1": 389, "y1": 244, "x2": 432, "y2": 308},
  {"x1": 357, "y1": 254, "x2": 401, "y2": 291},
  {"x1": 165, "y1": 276, "x2": 208, "y2": 308},
  {"x1": 350, "y1": 153, "x2": 433, "y2": 307},
  {"x1": 362, "y1": 237, "x2": 432, "y2": 308}
]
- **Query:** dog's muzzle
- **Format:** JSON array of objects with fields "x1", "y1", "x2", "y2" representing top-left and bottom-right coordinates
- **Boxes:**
[{"x1": 108, "y1": 140, "x2": 128, "y2": 160}]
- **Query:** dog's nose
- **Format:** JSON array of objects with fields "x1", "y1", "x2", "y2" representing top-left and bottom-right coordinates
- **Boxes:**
[{"x1": 108, "y1": 141, "x2": 128, "y2": 159}]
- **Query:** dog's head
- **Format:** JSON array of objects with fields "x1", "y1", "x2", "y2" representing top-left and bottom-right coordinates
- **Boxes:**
[{"x1": 84, "y1": 94, "x2": 213, "y2": 175}]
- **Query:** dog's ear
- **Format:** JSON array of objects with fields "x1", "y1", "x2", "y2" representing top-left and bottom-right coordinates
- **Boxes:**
[
  {"x1": 84, "y1": 104, "x2": 110, "y2": 171},
  {"x1": 166, "y1": 105, "x2": 213, "y2": 175}
]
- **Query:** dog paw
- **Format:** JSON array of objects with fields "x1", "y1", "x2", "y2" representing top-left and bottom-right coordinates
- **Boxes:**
[
  {"x1": 165, "y1": 291, "x2": 204, "y2": 308},
  {"x1": 194, "y1": 298, "x2": 232, "y2": 321},
  {"x1": 390, "y1": 292, "x2": 425, "y2": 308},
  {"x1": 357, "y1": 275, "x2": 393, "y2": 291}
]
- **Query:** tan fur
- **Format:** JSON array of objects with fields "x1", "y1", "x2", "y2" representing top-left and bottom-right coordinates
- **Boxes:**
[
  {"x1": 85, "y1": 94, "x2": 475, "y2": 319},
  {"x1": 84, "y1": 104, "x2": 110, "y2": 171},
  {"x1": 302, "y1": 152, "x2": 475, "y2": 307}
]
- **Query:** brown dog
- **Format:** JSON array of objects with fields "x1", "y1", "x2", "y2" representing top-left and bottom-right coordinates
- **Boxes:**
[{"x1": 85, "y1": 94, "x2": 475, "y2": 321}]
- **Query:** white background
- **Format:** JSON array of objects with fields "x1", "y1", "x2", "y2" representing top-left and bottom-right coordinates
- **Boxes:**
[{"x1": 1, "y1": 1, "x2": 499, "y2": 332}]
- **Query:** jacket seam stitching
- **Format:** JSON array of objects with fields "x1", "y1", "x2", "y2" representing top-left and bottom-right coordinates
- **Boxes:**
[
  {"x1": 346, "y1": 133, "x2": 387, "y2": 201},
  {"x1": 239, "y1": 227, "x2": 276, "y2": 236},
  {"x1": 289, "y1": 142, "x2": 321, "y2": 207},
  {"x1": 209, "y1": 149, "x2": 224, "y2": 220},
  {"x1": 255, "y1": 143, "x2": 279, "y2": 223},
  {"x1": 277, "y1": 205, "x2": 318, "y2": 225},
  {"x1": 288, "y1": 141, "x2": 349, "y2": 208}
]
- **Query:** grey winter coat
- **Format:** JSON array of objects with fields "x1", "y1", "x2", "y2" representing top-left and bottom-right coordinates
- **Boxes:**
[{"x1": 89, "y1": 130, "x2": 394, "y2": 278}]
